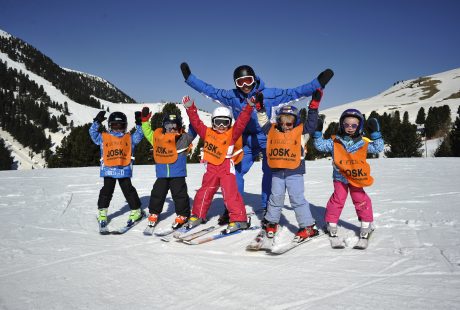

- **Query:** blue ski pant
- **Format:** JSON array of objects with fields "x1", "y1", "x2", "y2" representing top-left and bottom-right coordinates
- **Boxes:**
[{"x1": 264, "y1": 171, "x2": 315, "y2": 228}]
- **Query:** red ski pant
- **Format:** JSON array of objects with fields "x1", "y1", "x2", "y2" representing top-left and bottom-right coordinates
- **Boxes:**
[
  {"x1": 192, "y1": 162, "x2": 247, "y2": 222},
  {"x1": 325, "y1": 180, "x2": 373, "y2": 224}
]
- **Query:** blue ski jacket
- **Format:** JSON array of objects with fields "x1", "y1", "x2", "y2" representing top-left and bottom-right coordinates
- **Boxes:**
[
  {"x1": 89, "y1": 122, "x2": 144, "y2": 178},
  {"x1": 313, "y1": 133, "x2": 384, "y2": 184},
  {"x1": 186, "y1": 74, "x2": 322, "y2": 149}
]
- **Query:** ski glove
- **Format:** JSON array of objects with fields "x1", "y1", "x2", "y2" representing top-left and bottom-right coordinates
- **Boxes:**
[
  {"x1": 248, "y1": 92, "x2": 264, "y2": 111},
  {"x1": 313, "y1": 115, "x2": 325, "y2": 139},
  {"x1": 317, "y1": 69, "x2": 334, "y2": 88},
  {"x1": 316, "y1": 114, "x2": 325, "y2": 132},
  {"x1": 94, "y1": 111, "x2": 107, "y2": 123},
  {"x1": 141, "y1": 107, "x2": 152, "y2": 122},
  {"x1": 309, "y1": 88, "x2": 323, "y2": 110},
  {"x1": 367, "y1": 118, "x2": 382, "y2": 139},
  {"x1": 135, "y1": 111, "x2": 142, "y2": 125},
  {"x1": 180, "y1": 62, "x2": 191, "y2": 80},
  {"x1": 182, "y1": 95, "x2": 193, "y2": 108}
]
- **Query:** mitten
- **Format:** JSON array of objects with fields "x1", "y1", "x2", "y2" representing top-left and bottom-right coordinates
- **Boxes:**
[
  {"x1": 367, "y1": 118, "x2": 382, "y2": 139},
  {"x1": 180, "y1": 62, "x2": 191, "y2": 80},
  {"x1": 317, "y1": 68, "x2": 334, "y2": 88},
  {"x1": 135, "y1": 111, "x2": 142, "y2": 125},
  {"x1": 93, "y1": 111, "x2": 106, "y2": 123},
  {"x1": 182, "y1": 95, "x2": 194, "y2": 108},
  {"x1": 141, "y1": 107, "x2": 152, "y2": 122},
  {"x1": 314, "y1": 115, "x2": 325, "y2": 139},
  {"x1": 309, "y1": 88, "x2": 323, "y2": 110}
]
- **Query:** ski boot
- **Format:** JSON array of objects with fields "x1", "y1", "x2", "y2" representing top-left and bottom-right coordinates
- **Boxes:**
[
  {"x1": 186, "y1": 215, "x2": 205, "y2": 229},
  {"x1": 265, "y1": 222, "x2": 279, "y2": 238},
  {"x1": 359, "y1": 222, "x2": 375, "y2": 239},
  {"x1": 325, "y1": 222, "x2": 338, "y2": 237},
  {"x1": 225, "y1": 217, "x2": 251, "y2": 234},
  {"x1": 172, "y1": 215, "x2": 188, "y2": 229},
  {"x1": 127, "y1": 208, "x2": 145, "y2": 226},
  {"x1": 294, "y1": 224, "x2": 319, "y2": 242},
  {"x1": 147, "y1": 213, "x2": 159, "y2": 228},
  {"x1": 98, "y1": 208, "x2": 108, "y2": 228}
]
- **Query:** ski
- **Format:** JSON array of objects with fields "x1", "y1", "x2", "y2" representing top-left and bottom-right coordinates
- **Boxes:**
[
  {"x1": 160, "y1": 225, "x2": 197, "y2": 242},
  {"x1": 353, "y1": 230, "x2": 374, "y2": 250},
  {"x1": 152, "y1": 226, "x2": 174, "y2": 237},
  {"x1": 143, "y1": 224, "x2": 157, "y2": 236},
  {"x1": 184, "y1": 226, "x2": 261, "y2": 245},
  {"x1": 176, "y1": 225, "x2": 221, "y2": 242},
  {"x1": 109, "y1": 210, "x2": 146, "y2": 235},
  {"x1": 269, "y1": 231, "x2": 325, "y2": 255}
]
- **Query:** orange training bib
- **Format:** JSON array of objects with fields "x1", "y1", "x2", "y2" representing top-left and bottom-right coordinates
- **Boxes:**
[
  {"x1": 102, "y1": 132, "x2": 132, "y2": 167},
  {"x1": 203, "y1": 128, "x2": 233, "y2": 165},
  {"x1": 333, "y1": 138, "x2": 374, "y2": 187},
  {"x1": 153, "y1": 128, "x2": 178, "y2": 164},
  {"x1": 266, "y1": 124, "x2": 303, "y2": 169}
]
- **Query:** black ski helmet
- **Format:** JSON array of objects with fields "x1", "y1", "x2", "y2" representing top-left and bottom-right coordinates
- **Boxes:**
[
  {"x1": 108, "y1": 111, "x2": 127, "y2": 132},
  {"x1": 338, "y1": 109, "x2": 364, "y2": 137},
  {"x1": 233, "y1": 65, "x2": 256, "y2": 89},
  {"x1": 162, "y1": 112, "x2": 183, "y2": 129}
]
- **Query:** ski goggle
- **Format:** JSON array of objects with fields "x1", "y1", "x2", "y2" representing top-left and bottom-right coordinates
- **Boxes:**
[
  {"x1": 212, "y1": 117, "x2": 231, "y2": 128},
  {"x1": 342, "y1": 123, "x2": 359, "y2": 129},
  {"x1": 235, "y1": 76, "x2": 255, "y2": 88},
  {"x1": 164, "y1": 122, "x2": 178, "y2": 131},
  {"x1": 279, "y1": 122, "x2": 294, "y2": 127},
  {"x1": 110, "y1": 122, "x2": 126, "y2": 130}
]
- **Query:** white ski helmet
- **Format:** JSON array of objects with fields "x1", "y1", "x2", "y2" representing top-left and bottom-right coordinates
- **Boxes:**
[{"x1": 211, "y1": 106, "x2": 233, "y2": 128}]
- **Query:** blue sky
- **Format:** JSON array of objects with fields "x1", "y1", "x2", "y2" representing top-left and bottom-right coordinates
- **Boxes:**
[{"x1": 1, "y1": 0, "x2": 459, "y2": 112}]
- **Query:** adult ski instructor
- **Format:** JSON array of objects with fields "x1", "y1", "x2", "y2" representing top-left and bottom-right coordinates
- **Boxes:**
[{"x1": 180, "y1": 62, "x2": 334, "y2": 222}]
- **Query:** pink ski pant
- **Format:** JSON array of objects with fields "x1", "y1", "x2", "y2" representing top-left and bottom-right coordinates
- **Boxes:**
[{"x1": 325, "y1": 180, "x2": 373, "y2": 224}]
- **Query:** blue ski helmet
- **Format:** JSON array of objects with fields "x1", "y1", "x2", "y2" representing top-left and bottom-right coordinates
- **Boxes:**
[
  {"x1": 276, "y1": 105, "x2": 300, "y2": 126},
  {"x1": 338, "y1": 108, "x2": 364, "y2": 136}
]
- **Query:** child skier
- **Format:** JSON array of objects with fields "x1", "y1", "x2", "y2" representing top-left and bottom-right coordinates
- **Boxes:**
[
  {"x1": 255, "y1": 90, "x2": 322, "y2": 241},
  {"x1": 89, "y1": 110, "x2": 145, "y2": 232},
  {"x1": 181, "y1": 95, "x2": 256, "y2": 234},
  {"x1": 313, "y1": 109, "x2": 384, "y2": 241},
  {"x1": 140, "y1": 107, "x2": 196, "y2": 230}
]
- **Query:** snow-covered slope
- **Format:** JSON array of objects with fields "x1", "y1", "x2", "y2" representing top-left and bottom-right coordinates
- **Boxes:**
[{"x1": 0, "y1": 158, "x2": 459, "y2": 309}]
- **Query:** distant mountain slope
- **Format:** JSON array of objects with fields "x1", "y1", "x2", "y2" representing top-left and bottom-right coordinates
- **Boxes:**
[{"x1": 321, "y1": 68, "x2": 460, "y2": 125}]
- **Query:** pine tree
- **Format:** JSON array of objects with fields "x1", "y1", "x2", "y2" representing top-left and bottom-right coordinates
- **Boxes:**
[
  {"x1": 435, "y1": 105, "x2": 460, "y2": 157},
  {"x1": 416, "y1": 107, "x2": 426, "y2": 125},
  {"x1": 0, "y1": 138, "x2": 14, "y2": 170},
  {"x1": 385, "y1": 121, "x2": 423, "y2": 158}
]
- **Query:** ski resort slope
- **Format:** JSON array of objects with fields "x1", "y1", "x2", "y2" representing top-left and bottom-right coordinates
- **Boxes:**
[{"x1": 0, "y1": 158, "x2": 459, "y2": 309}]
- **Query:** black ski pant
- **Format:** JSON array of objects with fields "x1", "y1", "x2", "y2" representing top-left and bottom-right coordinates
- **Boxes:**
[
  {"x1": 149, "y1": 177, "x2": 190, "y2": 218},
  {"x1": 98, "y1": 177, "x2": 141, "y2": 210}
]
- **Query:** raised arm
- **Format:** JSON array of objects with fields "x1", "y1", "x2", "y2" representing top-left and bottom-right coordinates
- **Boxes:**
[
  {"x1": 182, "y1": 95, "x2": 208, "y2": 138},
  {"x1": 181, "y1": 62, "x2": 235, "y2": 106},
  {"x1": 89, "y1": 111, "x2": 106, "y2": 145}
]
